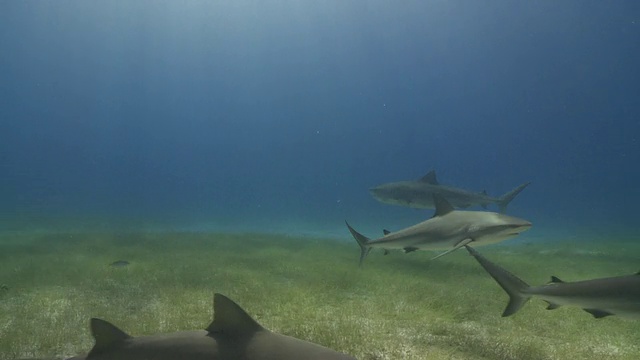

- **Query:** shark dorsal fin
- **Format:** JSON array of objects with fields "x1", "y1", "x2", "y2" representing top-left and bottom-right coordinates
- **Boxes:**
[
  {"x1": 403, "y1": 246, "x2": 419, "y2": 253},
  {"x1": 545, "y1": 301, "x2": 561, "y2": 310},
  {"x1": 550, "y1": 276, "x2": 564, "y2": 283},
  {"x1": 383, "y1": 229, "x2": 391, "y2": 235},
  {"x1": 584, "y1": 308, "x2": 613, "y2": 318},
  {"x1": 90, "y1": 318, "x2": 132, "y2": 353},
  {"x1": 419, "y1": 170, "x2": 438, "y2": 185},
  {"x1": 207, "y1": 293, "x2": 264, "y2": 336},
  {"x1": 432, "y1": 194, "x2": 454, "y2": 217}
]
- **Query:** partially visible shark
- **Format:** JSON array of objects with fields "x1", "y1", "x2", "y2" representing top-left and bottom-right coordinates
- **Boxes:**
[
  {"x1": 66, "y1": 293, "x2": 356, "y2": 360},
  {"x1": 346, "y1": 194, "x2": 532, "y2": 265},
  {"x1": 465, "y1": 245, "x2": 640, "y2": 319},
  {"x1": 369, "y1": 170, "x2": 530, "y2": 213}
]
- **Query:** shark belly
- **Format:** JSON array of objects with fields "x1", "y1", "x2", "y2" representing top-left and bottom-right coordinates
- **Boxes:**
[
  {"x1": 530, "y1": 287, "x2": 640, "y2": 320},
  {"x1": 370, "y1": 232, "x2": 463, "y2": 251},
  {"x1": 86, "y1": 331, "x2": 218, "y2": 360}
]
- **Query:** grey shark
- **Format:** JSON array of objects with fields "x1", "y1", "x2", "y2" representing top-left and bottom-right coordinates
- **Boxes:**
[
  {"x1": 66, "y1": 293, "x2": 355, "y2": 360},
  {"x1": 346, "y1": 194, "x2": 532, "y2": 265},
  {"x1": 465, "y1": 245, "x2": 640, "y2": 319},
  {"x1": 370, "y1": 170, "x2": 530, "y2": 213}
]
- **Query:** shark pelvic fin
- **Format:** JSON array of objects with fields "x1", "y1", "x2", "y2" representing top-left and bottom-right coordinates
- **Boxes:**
[
  {"x1": 383, "y1": 229, "x2": 391, "y2": 235},
  {"x1": 89, "y1": 318, "x2": 132, "y2": 353},
  {"x1": 419, "y1": 170, "x2": 439, "y2": 184},
  {"x1": 432, "y1": 194, "x2": 455, "y2": 217},
  {"x1": 345, "y1": 221, "x2": 372, "y2": 266},
  {"x1": 207, "y1": 293, "x2": 263, "y2": 336},
  {"x1": 431, "y1": 238, "x2": 472, "y2": 260},
  {"x1": 550, "y1": 276, "x2": 564, "y2": 283}
]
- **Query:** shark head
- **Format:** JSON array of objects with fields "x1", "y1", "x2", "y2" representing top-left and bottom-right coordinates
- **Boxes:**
[
  {"x1": 461, "y1": 212, "x2": 532, "y2": 245},
  {"x1": 369, "y1": 182, "x2": 428, "y2": 208}
]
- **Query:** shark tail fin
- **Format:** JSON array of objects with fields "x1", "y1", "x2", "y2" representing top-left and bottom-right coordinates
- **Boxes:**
[
  {"x1": 497, "y1": 182, "x2": 530, "y2": 213},
  {"x1": 464, "y1": 245, "x2": 531, "y2": 317},
  {"x1": 345, "y1": 221, "x2": 372, "y2": 267}
]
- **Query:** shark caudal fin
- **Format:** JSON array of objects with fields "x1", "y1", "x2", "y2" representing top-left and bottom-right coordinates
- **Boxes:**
[
  {"x1": 345, "y1": 221, "x2": 372, "y2": 266},
  {"x1": 497, "y1": 182, "x2": 530, "y2": 213},
  {"x1": 465, "y1": 245, "x2": 531, "y2": 317}
]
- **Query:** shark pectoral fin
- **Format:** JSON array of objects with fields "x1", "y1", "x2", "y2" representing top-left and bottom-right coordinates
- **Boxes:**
[
  {"x1": 430, "y1": 238, "x2": 473, "y2": 260},
  {"x1": 403, "y1": 247, "x2": 419, "y2": 253},
  {"x1": 584, "y1": 309, "x2": 614, "y2": 318}
]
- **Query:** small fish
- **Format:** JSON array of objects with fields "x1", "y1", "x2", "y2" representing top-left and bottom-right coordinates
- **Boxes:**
[{"x1": 109, "y1": 260, "x2": 130, "y2": 267}]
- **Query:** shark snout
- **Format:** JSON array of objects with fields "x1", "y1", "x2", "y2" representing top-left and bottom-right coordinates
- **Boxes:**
[
  {"x1": 491, "y1": 214, "x2": 532, "y2": 237},
  {"x1": 506, "y1": 219, "x2": 532, "y2": 235},
  {"x1": 520, "y1": 219, "x2": 532, "y2": 228}
]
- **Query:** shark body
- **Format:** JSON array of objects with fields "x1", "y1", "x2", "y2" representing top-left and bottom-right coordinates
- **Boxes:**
[
  {"x1": 66, "y1": 293, "x2": 355, "y2": 360},
  {"x1": 465, "y1": 245, "x2": 640, "y2": 319},
  {"x1": 346, "y1": 195, "x2": 532, "y2": 265},
  {"x1": 369, "y1": 170, "x2": 530, "y2": 213}
]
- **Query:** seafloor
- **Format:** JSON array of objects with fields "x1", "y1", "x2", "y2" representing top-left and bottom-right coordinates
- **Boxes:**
[{"x1": 1, "y1": 231, "x2": 639, "y2": 360}]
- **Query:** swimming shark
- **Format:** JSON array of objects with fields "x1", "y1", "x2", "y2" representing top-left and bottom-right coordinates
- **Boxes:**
[
  {"x1": 346, "y1": 194, "x2": 532, "y2": 265},
  {"x1": 369, "y1": 170, "x2": 530, "y2": 213},
  {"x1": 465, "y1": 245, "x2": 640, "y2": 319},
  {"x1": 66, "y1": 293, "x2": 356, "y2": 360}
]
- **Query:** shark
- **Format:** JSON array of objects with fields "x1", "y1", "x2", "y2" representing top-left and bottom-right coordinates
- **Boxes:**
[
  {"x1": 465, "y1": 245, "x2": 640, "y2": 319},
  {"x1": 346, "y1": 194, "x2": 532, "y2": 265},
  {"x1": 65, "y1": 293, "x2": 356, "y2": 360},
  {"x1": 369, "y1": 170, "x2": 530, "y2": 213}
]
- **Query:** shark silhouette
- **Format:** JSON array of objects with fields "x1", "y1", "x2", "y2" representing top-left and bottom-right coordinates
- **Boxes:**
[
  {"x1": 466, "y1": 245, "x2": 640, "y2": 319},
  {"x1": 65, "y1": 293, "x2": 356, "y2": 360},
  {"x1": 370, "y1": 170, "x2": 529, "y2": 213},
  {"x1": 346, "y1": 194, "x2": 532, "y2": 265}
]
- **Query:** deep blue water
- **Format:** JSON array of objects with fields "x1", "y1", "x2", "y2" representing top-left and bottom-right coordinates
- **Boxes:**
[{"x1": 1, "y1": 1, "x2": 639, "y2": 240}]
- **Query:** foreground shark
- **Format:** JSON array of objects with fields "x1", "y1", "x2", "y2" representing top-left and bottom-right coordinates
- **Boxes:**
[
  {"x1": 465, "y1": 245, "x2": 640, "y2": 319},
  {"x1": 369, "y1": 170, "x2": 530, "y2": 213},
  {"x1": 346, "y1": 195, "x2": 531, "y2": 265},
  {"x1": 66, "y1": 293, "x2": 356, "y2": 360}
]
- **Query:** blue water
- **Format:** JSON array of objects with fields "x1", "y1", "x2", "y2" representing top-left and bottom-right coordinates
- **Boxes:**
[{"x1": 1, "y1": 1, "x2": 639, "y2": 240}]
